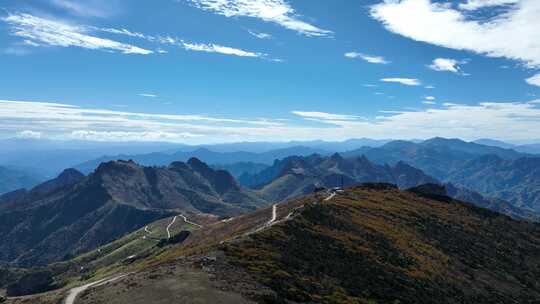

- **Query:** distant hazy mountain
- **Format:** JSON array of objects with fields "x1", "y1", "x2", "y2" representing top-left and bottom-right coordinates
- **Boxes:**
[
  {"x1": 197, "y1": 138, "x2": 390, "y2": 153},
  {"x1": 514, "y1": 143, "x2": 540, "y2": 154},
  {"x1": 345, "y1": 137, "x2": 525, "y2": 180},
  {"x1": 242, "y1": 153, "x2": 438, "y2": 202},
  {"x1": 76, "y1": 146, "x2": 329, "y2": 174},
  {"x1": 0, "y1": 158, "x2": 266, "y2": 266},
  {"x1": 0, "y1": 138, "x2": 188, "y2": 178},
  {"x1": 473, "y1": 138, "x2": 516, "y2": 149},
  {"x1": 473, "y1": 138, "x2": 540, "y2": 154},
  {"x1": 212, "y1": 162, "x2": 269, "y2": 178},
  {"x1": 0, "y1": 166, "x2": 43, "y2": 194}
]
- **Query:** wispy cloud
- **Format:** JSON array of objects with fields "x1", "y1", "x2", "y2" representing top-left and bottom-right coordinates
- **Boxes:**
[
  {"x1": 2, "y1": 13, "x2": 271, "y2": 60},
  {"x1": 370, "y1": 0, "x2": 540, "y2": 68},
  {"x1": 138, "y1": 93, "x2": 158, "y2": 98},
  {"x1": 425, "y1": 85, "x2": 435, "y2": 89},
  {"x1": 16, "y1": 130, "x2": 42, "y2": 139},
  {"x1": 380, "y1": 78, "x2": 421, "y2": 86},
  {"x1": 102, "y1": 30, "x2": 272, "y2": 59},
  {"x1": 181, "y1": 41, "x2": 266, "y2": 58},
  {"x1": 345, "y1": 52, "x2": 390, "y2": 64},
  {"x1": 0, "y1": 100, "x2": 284, "y2": 143},
  {"x1": 247, "y1": 30, "x2": 272, "y2": 39},
  {"x1": 2, "y1": 13, "x2": 153, "y2": 55},
  {"x1": 459, "y1": 0, "x2": 519, "y2": 10},
  {"x1": 185, "y1": 0, "x2": 332, "y2": 37},
  {"x1": 1, "y1": 99, "x2": 540, "y2": 143},
  {"x1": 428, "y1": 58, "x2": 468, "y2": 74},
  {"x1": 422, "y1": 101, "x2": 436, "y2": 105},
  {"x1": 291, "y1": 111, "x2": 363, "y2": 123},
  {"x1": 424, "y1": 96, "x2": 436, "y2": 101},
  {"x1": 526, "y1": 73, "x2": 540, "y2": 87}
]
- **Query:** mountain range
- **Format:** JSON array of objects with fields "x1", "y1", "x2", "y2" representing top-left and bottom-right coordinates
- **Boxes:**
[
  {"x1": 0, "y1": 158, "x2": 264, "y2": 266},
  {"x1": 8, "y1": 184, "x2": 540, "y2": 303},
  {"x1": 241, "y1": 153, "x2": 438, "y2": 202},
  {"x1": 74, "y1": 146, "x2": 329, "y2": 175}
]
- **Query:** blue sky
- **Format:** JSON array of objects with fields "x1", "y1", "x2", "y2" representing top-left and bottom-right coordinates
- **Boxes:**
[{"x1": 0, "y1": 0, "x2": 539, "y2": 143}]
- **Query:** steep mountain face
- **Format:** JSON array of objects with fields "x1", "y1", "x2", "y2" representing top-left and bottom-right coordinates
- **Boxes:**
[
  {"x1": 0, "y1": 166, "x2": 43, "y2": 194},
  {"x1": 446, "y1": 155, "x2": 540, "y2": 211},
  {"x1": 244, "y1": 153, "x2": 437, "y2": 202},
  {"x1": 445, "y1": 183, "x2": 539, "y2": 221},
  {"x1": 0, "y1": 159, "x2": 266, "y2": 266}
]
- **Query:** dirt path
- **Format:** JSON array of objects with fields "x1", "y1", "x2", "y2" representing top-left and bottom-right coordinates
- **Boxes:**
[
  {"x1": 166, "y1": 216, "x2": 177, "y2": 239},
  {"x1": 64, "y1": 275, "x2": 128, "y2": 304},
  {"x1": 178, "y1": 214, "x2": 202, "y2": 228},
  {"x1": 267, "y1": 204, "x2": 277, "y2": 225},
  {"x1": 324, "y1": 192, "x2": 336, "y2": 201}
]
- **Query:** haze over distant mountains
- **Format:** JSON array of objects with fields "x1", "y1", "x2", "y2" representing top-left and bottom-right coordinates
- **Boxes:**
[{"x1": 2, "y1": 137, "x2": 540, "y2": 217}]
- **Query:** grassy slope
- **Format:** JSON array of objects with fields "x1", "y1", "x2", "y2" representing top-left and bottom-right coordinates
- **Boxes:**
[
  {"x1": 223, "y1": 187, "x2": 540, "y2": 303},
  {"x1": 10, "y1": 186, "x2": 540, "y2": 304}
]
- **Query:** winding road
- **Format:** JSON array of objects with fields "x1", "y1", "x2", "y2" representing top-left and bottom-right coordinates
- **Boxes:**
[
  {"x1": 324, "y1": 191, "x2": 336, "y2": 201},
  {"x1": 166, "y1": 216, "x2": 177, "y2": 239},
  {"x1": 179, "y1": 214, "x2": 203, "y2": 228},
  {"x1": 268, "y1": 204, "x2": 277, "y2": 225},
  {"x1": 64, "y1": 275, "x2": 128, "y2": 304}
]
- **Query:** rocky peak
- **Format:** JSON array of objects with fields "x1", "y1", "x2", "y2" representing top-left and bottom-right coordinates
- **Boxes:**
[
  {"x1": 56, "y1": 168, "x2": 85, "y2": 183},
  {"x1": 187, "y1": 157, "x2": 211, "y2": 173}
]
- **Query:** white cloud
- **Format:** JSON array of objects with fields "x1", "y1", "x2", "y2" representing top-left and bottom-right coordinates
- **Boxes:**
[
  {"x1": 291, "y1": 111, "x2": 363, "y2": 122},
  {"x1": 185, "y1": 0, "x2": 332, "y2": 37},
  {"x1": 345, "y1": 52, "x2": 390, "y2": 64},
  {"x1": 138, "y1": 93, "x2": 158, "y2": 98},
  {"x1": 2, "y1": 13, "x2": 153, "y2": 55},
  {"x1": 0, "y1": 100, "x2": 284, "y2": 143},
  {"x1": 425, "y1": 85, "x2": 435, "y2": 89},
  {"x1": 526, "y1": 73, "x2": 540, "y2": 87},
  {"x1": 291, "y1": 101, "x2": 540, "y2": 141},
  {"x1": 380, "y1": 78, "x2": 421, "y2": 86},
  {"x1": 428, "y1": 58, "x2": 468, "y2": 74},
  {"x1": 422, "y1": 101, "x2": 436, "y2": 105},
  {"x1": 181, "y1": 41, "x2": 265, "y2": 58},
  {"x1": 16, "y1": 130, "x2": 42, "y2": 139},
  {"x1": 1, "y1": 99, "x2": 540, "y2": 143},
  {"x1": 98, "y1": 27, "x2": 148, "y2": 39},
  {"x1": 70, "y1": 130, "x2": 199, "y2": 142},
  {"x1": 248, "y1": 30, "x2": 272, "y2": 39},
  {"x1": 459, "y1": 0, "x2": 520, "y2": 10},
  {"x1": 370, "y1": 0, "x2": 540, "y2": 68},
  {"x1": 425, "y1": 96, "x2": 436, "y2": 101}
]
